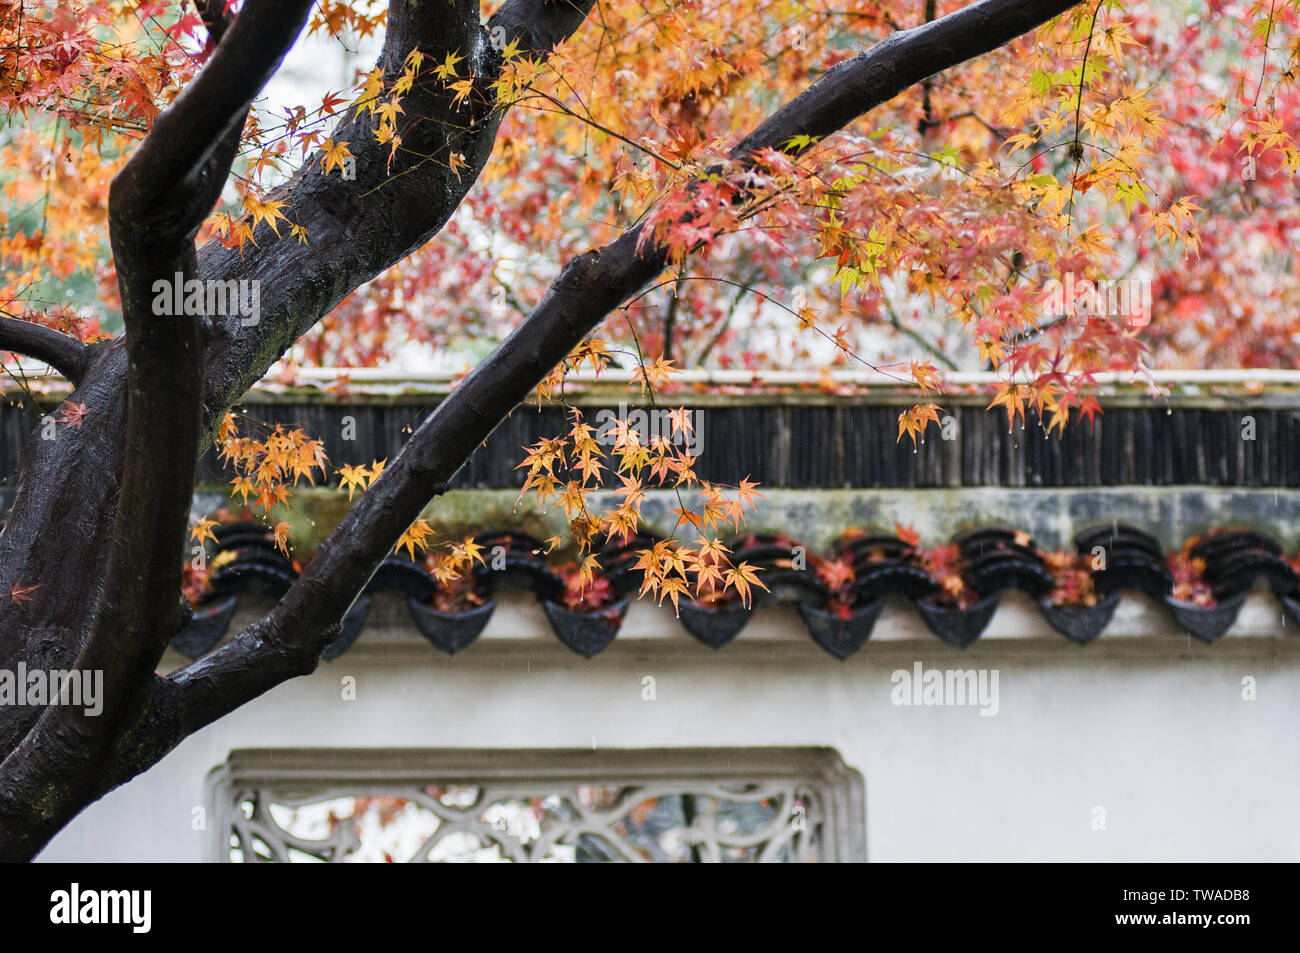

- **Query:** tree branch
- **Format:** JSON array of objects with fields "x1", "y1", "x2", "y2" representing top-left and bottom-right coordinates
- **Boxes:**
[
  {"x1": 0, "y1": 314, "x2": 91, "y2": 383},
  {"x1": 110, "y1": 0, "x2": 315, "y2": 242},
  {"x1": 733, "y1": 0, "x2": 1074, "y2": 156},
  {"x1": 195, "y1": 0, "x2": 598, "y2": 429},
  {"x1": 195, "y1": 0, "x2": 232, "y2": 45}
]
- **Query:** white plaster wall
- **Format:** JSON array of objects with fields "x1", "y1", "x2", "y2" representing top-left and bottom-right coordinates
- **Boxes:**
[{"x1": 36, "y1": 593, "x2": 1300, "y2": 862}]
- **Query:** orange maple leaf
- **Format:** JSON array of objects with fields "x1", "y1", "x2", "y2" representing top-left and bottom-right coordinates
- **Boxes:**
[
  {"x1": 9, "y1": 581, "x2": 38, "y2": 607},
  {"x1": 895, "y1": 523, "x2": 921, "y2": 548},
  {"x1": 273, "y1": 521, "x2": 292, "y2": 557}
]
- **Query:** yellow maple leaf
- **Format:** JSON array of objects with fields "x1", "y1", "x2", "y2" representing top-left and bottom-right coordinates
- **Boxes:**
[
  {"x1": 433, "y1": 49, "x2": 464, "y2": 81},
  {"x1": 375, "y1": 98, "x2": 404, "y2": 128},
  {"x1": 353, "y1": 67, "x2": 384, "y2": 118},
  {"x1": 243, "y1": 195, "x2": 289, "y2": 236},
  {"x1": 338, "y1": 464, "x2": 368, "y2": 501},
  {"x1": 189, "y1": 518, "x2": 218, "y2": 547},
  {"x1": 449, "y1": 78, "x2": 475, "y2": 109},
  {"x1": 320, "y1": 138, "x2": 352, "y2": 177},
  {"x1": 395, "y1": 519, "x2": 433, "y2": 560}
]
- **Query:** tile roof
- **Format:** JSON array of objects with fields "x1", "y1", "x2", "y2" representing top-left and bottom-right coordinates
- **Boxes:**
[{"x1": 175, "y1": 522, "x2": 1300, "y2": 661}]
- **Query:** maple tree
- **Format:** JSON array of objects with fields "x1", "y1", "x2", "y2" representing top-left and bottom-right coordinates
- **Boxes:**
[{"x1": 0, "y1": 0, "x2": 1297, "y2": 859}]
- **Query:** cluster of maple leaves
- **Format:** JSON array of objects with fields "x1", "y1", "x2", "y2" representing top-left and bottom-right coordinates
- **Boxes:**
[{"x1": 522, "y1": 341, "x2": 766, "y2": 610}]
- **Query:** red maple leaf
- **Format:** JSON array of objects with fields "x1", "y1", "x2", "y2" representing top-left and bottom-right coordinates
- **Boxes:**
[
  {"x1": 163, "y1": 11, "x2": 204, "y2": 42},
  {"x1": 57, "y1": 400, "x2": 88, "y2": 428},
  {"x1": 816, "y1": 557, "x2": 855, "y2": 593}
]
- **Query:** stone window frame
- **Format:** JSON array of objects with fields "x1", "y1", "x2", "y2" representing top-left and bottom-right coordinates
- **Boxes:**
[{"x1": 206, "y1": 746, "x2": 866, "y2": 863}]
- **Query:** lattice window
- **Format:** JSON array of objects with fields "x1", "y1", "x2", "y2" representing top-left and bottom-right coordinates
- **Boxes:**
[{"x1": 206, "y1": 748, "x2": 865, "y2": 863}]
